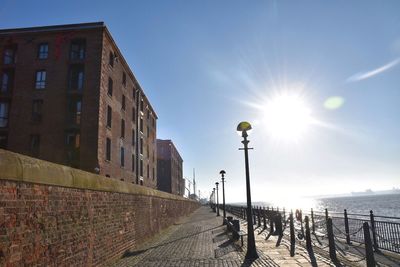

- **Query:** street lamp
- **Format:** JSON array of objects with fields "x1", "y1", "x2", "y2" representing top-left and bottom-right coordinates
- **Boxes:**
[
  {"x1": 220, "y1": 170, "x2": 227, "y2": 224},
  {"x1": 215, "y1": 182, "x2": 220, "y2": 216},
  {"x1": 212, "y1": 187, "x2": 216, "y2": 212},
  {"x1": 237, "y1": 121, "x2": 259, "y2": 260}
]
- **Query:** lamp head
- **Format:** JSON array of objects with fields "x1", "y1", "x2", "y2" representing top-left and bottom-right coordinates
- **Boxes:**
[
  {"x1": 237, "y1": 121, "x2": 252, "y2": 137},
  {"x1": 215, "y1": 182, "x2": 219, "y2": 186},
  {"x1": 219, "y1": 170, "x2": 226, "y2": 177}
]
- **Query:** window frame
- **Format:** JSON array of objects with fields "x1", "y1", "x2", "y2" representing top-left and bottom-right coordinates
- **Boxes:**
[
  {"x1": 106, "y1": 105, "x2": 112, "y2": 128},
  {"x1": 37, "y1": 43, "x2": 49, "y2": 59},
  {"x1": 35, "y1": 70, "x2": 46, "y2": 89},
  {"x1": 106, "y1": 138, "x2": 111, "y2": 161},
  {"x1": 70, "y1": 39, "x2": 86, "y2": 60}
]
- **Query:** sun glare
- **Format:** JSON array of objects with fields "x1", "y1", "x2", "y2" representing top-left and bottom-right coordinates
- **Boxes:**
[{"x1": 262, "y1": 93, "x2": 312, "y2": 141}]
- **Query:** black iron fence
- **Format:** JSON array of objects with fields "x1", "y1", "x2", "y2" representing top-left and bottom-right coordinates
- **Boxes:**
[{"x1": 222, "y1": 204, "x2": 400, "y2": 255}]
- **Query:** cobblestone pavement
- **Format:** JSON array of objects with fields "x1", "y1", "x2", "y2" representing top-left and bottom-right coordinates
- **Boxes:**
[{"x1": 110, "y1": 206, "x2": 339, "y2": 267}]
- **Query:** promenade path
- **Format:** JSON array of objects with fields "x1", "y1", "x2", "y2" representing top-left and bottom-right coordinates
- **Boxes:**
[{"x1": 111, "y1": 206, "x2": 335, "y2": 267}]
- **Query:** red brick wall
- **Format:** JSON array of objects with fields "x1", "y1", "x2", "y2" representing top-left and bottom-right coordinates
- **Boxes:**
[{"x1": 0, "y1": 179, "x2": 199, "y2": 266}]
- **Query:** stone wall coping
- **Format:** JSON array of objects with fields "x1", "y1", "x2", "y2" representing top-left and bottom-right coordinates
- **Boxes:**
[{"x1": 0, "y1": 149, "x2": 194, "y2": 202}]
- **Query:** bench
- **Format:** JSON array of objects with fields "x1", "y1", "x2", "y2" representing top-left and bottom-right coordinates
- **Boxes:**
[{"x1": 226, "y1": 218, "x2": 247, "y2": 246}]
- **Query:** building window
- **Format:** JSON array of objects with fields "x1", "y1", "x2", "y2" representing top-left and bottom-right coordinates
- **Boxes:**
[
  {"x1": 70, "y1": 39, "x2": 86, "y2": 60},
  {"x1": 30, "y1": 134, "x2": 40, "y2": 157},
  {"x1": 140, "y1": 137, "x2": 143, "y2": 155},
  {"x1": 0, "y1": 102, "x2": 9, "y2": 128},
  {"x1": 66, "y1": 132, "x2": 80, "y2": 148},
  {"x1": 132, "y1": 129, "x2": 135, "y2": 146},
  {"x1": 106, "y1": 138, "x2": 111, "y2": 161},
  {"x1": 35, "y1": 70, "x2": 46, "y2": 89},
  {"x1": 140, "y1": 158, "x2": 143, "y2": 177},
  {"x1": 140, "y1": 98, "x2": 144, "y2": 113},
  {"x1": 38, "y1": 43, "x2": 49, "y2": 59},
  {"x1": 108, "y1": 77, "x2": 113, "y2": 96},
  {"x1": 69, "y1": 65, "x2": 84, "y2": 90},
  {"x1": 0, "y1": 133, "x2": 7, "y2": 149},
  {"x1": 140, "y1": 118, "x2": 143, "y2": 132},
  {"x1": 132, "y1": 107, "x2": 136, "y2": 122},
  {"x1": 121, "y1": 119, "x2": 125, "y2": 138},
  {"x1": 131, "y1": 154, "x2": 135, "y2": 172},
  {"x1": 120, "y1": 146, "x2": 125, "y2": 167},
  {"x1": 147, "y1": 109, "x2": 150, "y2": 120},
  {"x1": 1, "y1": 70, "x2": 13, "y2": 93},
  {"x1": 132, "y1": 87, "x2": 136, "y2": 100},
  {"x1": 152, "y1": 167, "x2": 155, "y2": 180},
  {"x1": 107, "y1": 105, "x2": 112, "y2": 128},
  {"x1": 3, "y1": 46, "x2": 16, "y2": 64},
  {"x1": 32, "y1": 99, "x2": 43, "y2": 122},
  {"x1": 147, "y1": 126, "x2": 149, "y2": 138},
  {"x1": 68, "y1": 98, "x2": 82, "y2": 125},
  {"x1": 146, "y1": 144, "x2": 149, "y2": 157},
  {"x1": 122, "y1": 95, "x2": 126, "y2": 110},
  {"x1": 109, "y1": 51, "x2": 114, "y2": 67},
  {"x1": 122, "y1": 72, "x2": 126, "y2": 87}
]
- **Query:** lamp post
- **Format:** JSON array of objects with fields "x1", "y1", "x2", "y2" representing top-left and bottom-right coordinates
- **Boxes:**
[
  {"x1": 237, "y1": 121, "x2": 258, "y2": 260},
  {"x1": 212, "y1": 187, "x2": 216, "y2": 212},
  {"x1": 220, "y1": 170, "x2": 227, "y2": 224},
  {"x1": 215, "y1": 182, "x2": 220, "y2": 216}
]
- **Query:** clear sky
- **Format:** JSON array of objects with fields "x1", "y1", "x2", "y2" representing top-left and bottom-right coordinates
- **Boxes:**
[{"x1": 1, "y1": 0, "x2": 399, "y2": 203}]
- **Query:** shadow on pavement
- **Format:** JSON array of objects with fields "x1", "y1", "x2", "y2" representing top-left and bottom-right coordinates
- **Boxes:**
[{"x1": 122, "y1": 225, "x2": 221, "y2": 258}]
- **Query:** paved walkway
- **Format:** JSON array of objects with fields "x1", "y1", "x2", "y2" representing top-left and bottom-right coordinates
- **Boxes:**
[{"x1": 110, "y1": 207, "x2": 336, "y2": 267}]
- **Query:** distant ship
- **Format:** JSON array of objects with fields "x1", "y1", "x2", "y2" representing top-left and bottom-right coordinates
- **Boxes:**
[
  {"x1": 351, "y1": 188, "x2": 400, "y2": 196},
  {"x1": 351, "y1": 189, "x2": 374, "y2": 196}
]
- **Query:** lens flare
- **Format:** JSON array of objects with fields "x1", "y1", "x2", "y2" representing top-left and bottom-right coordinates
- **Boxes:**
[{"x1": 262, "y1": 93, "x2": 312, "y2": 141}]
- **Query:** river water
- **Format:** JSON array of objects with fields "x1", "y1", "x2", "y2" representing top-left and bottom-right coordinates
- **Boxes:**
[{"x1": 260, "y1": 194, "x2": 400, "y2": 218}]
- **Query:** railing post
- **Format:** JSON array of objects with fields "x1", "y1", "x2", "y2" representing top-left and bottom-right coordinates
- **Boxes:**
[
  {"x1": 283, "y1": 207, "x2": 286, "y2": 225},
  {"x1": 257, "y1": 207, "x2": 261, "y2": 227},
  {"x1": 290, "y1": 212, "x2": 295, "y2": 256},
  {"x1": 305, "y1": 216, "x2": 312, "y2": 251},
  {"x1": 253, "y1": 206, "x2": 257, "y2": 225},
  {"x1": 263, "y1": 206, "x2": 267, "y2": 229},
  {"x1": 300, "y1": 209, "x2": 304, "y2": 238},
  {"x1": 311, "y1": 208, "x2": 315, "y2": 233},
  {"x1": 363, "y1": 222, "x2": 376, "y2": 267},
  {"x1": 325, "y1": 208, "x2": 329, "y2": 223},
  {"x1": 326, "y1": 218, "x2": 337, "y2": 262},
  {"x1": 369, "y1": 210, "x2": 379, "y2": 252},
  {"x1": 344, "y1": 209, "x2": 351, "y2": 245}
]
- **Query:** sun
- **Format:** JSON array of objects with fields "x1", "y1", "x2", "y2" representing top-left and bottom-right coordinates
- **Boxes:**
[{"x1": 261, "y1": 93, "x2": 312, "y2": 142}]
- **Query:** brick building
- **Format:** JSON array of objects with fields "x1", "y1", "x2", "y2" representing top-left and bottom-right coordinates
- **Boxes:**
[
  {"x1": 0, "y1": 22, "x2": 157, "y2": 188},
  {"x1": 156, "y1": 139, "x2": 184, "y2": 196}
]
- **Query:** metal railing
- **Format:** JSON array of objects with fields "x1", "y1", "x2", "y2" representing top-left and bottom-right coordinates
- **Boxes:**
[{"x1": 221, "y1": 204, "x2": 400, "y2": 255}]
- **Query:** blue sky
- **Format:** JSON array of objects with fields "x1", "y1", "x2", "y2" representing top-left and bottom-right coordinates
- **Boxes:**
[{"x1": 1, "y1": 0, "x2": 399, "y2": 203}]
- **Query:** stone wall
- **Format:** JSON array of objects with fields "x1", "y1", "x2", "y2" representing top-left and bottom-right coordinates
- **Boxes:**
[{"x1": 0, "y1": 149, "x2": 199, "y2": 266}]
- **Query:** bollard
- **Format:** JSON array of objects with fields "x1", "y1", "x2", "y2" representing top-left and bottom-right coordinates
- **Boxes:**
[
  {"x1": 326, "y1": 218, "x2": 337, "y2": 262},
  {"x1": 311, "y1": 208, "x2": 315, "y2": 233},
  {"x1": 369, "y1": 210, "x2": 379, "y2": 252},
  {"x1": 363, "y1": 222, "x2": 376, "y2": 267},
  {"x1": 305, "y1": 216, "x2": 312, "y2": 251},
  {"x1": 344, "y1": 209, "x2": 351, "y2": 245},
  {"x1": 290, "y1": 212, "x2": 295, "y2": 257}
]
